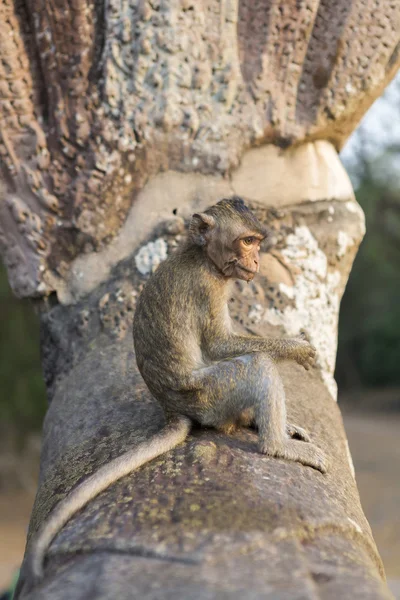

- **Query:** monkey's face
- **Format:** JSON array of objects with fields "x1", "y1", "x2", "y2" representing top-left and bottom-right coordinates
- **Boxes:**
[
  {"x1": 189, "y1": 198, "x2": 267, "y2": 282},
  {"x1": 217, "y1": 231, "x2": 263, "y2": 282},
  {"x1": 203, "y1": 223, "x2": 264, "y2": 282}
]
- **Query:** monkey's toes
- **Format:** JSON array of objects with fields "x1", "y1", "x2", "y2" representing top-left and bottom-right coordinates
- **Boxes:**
[
  {"x1": 259, "y1": 440, "x2": 329, "y2": 474},
  {"x1": 312, "y1": 453, "x2": 328, "y2": 474},
  {"x1": 286, "y1": 423, "x2": 311, "y2": 442},
  {"x1": 258, "y1": 442, "x2": 270, "y2": 455},
  {"x1": 301, "y1": 445, "x2": 329, "y2": 473}
]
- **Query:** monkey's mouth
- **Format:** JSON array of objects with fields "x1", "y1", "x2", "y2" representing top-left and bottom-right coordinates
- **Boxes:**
[
  {"x1": 236, "y1": 264, "x2": 257, "y2": 276},
  {"x1": 235, "y1": 264, "x2": 258, "y2": 281},
  {"x1": 222, "y1": 261, "x2": 257, "y2": 280}
]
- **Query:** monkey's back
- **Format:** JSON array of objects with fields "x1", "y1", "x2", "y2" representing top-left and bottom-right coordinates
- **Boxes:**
[{"x1": 133, "y1": 245, "x2": 219, "y2": 397}]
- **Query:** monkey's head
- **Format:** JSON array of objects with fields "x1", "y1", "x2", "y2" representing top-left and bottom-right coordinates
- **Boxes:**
[{"x1": 189, "y1": 197, "x2": 268, "y2": 282}]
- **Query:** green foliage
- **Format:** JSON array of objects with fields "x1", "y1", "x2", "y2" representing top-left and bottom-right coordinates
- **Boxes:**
[
  {"x1": 336, "y1": 179, "x2": 400, "y2": 388},
  {"x1": 0, "y1": 263, "x2": 46, "y2": 432}
]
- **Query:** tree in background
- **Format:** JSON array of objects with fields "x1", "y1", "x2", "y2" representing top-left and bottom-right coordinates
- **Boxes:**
[
  {"x1": 337, "y1": 74, "x2": 400, "y2": 393},
  {"x1": 0, "y1": 265, "x2": 45, "y2": 433}
]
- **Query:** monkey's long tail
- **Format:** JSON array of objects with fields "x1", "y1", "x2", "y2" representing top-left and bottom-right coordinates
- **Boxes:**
[{"x1": 26, "y1": 414, "x2": 191, "y2": 585}]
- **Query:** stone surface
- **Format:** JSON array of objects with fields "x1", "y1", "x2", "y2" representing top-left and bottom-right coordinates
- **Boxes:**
[
  {"x1": 17, "y1": 327, "x2": 390, "y2": 599},
  {"x1": 14, "y1": 191, "x2": 392, "y2": 598},
  {"x1": 0, "y1": 0, "x2": 399, "y2": 298},
  {"x1": 56, "y1": 143, "x2": 357, "y2": 304},
  {"x1": 0, "y1": 1, "x2": 396, "y2": 596}
]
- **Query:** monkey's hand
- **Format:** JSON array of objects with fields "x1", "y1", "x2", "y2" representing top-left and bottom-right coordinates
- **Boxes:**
[{"x1": 288, "y1": 334, "x2": 316, "y2": 370}]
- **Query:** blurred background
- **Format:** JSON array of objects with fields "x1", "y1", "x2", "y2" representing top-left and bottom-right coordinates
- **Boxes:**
[{"x1": 0, "y1": 73, "x2": 399, "y2": 598}]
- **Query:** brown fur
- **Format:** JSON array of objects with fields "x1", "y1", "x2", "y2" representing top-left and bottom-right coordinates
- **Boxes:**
[{"x1": 133, "y1": 196, "x2": 327, "y2": 470}]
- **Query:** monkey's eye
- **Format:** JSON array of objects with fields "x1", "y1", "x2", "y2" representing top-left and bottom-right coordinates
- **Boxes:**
[{"x1": 242, "y1": 237, "x2": 254, "y2": 246}]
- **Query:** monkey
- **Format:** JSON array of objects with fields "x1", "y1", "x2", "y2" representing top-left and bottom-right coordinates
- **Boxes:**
[{"x1": 23, "y1": 196, "x2": 327, "y2": 588}]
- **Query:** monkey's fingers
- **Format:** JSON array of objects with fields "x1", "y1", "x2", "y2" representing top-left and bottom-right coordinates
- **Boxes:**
[
  {"x1": 296, "y1": 352, "x2": 315, "y2": 370},
  {"x1": 294, "y1": 337, "x2": 317, "y2": 366},
  {"x1": 302, "y1": 345, "x2": 317, "y2": 369},
  {"x1": 303, "y1": 357, "x2": 315, "y2": 370}
]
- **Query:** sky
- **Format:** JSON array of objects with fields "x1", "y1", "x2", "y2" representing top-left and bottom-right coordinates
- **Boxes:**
[{"x1": 340, "y1": 71, "x2": 400, "y2": 190}]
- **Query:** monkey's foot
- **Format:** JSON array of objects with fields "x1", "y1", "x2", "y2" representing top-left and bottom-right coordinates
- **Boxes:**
[
  {"x1": 286, "y1": 422, "x2": 311, "y2": 442},
  {"x1": 259, "y1": 439, "x2": 328, "y2": 473}
]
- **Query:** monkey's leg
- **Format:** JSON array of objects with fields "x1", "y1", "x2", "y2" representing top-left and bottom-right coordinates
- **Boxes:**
[
  {"x1": 189, "y1": 354, "x2": 327, "y2": 473},
  {"x1": 238, "y1": 407, "x2": 255, "y2": 428}
]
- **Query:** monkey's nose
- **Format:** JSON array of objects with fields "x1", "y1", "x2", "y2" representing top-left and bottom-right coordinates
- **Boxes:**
[{"x1": 254, "y1": 259, "x2": 259, "y2": 271}]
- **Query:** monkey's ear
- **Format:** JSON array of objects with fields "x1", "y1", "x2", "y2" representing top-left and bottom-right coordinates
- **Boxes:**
[{"x1": 189, "y1": 213, "x2": 216, "y2": 246}]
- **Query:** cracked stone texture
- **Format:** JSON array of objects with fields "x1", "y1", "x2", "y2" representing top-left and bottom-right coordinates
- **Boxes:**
[
  {"x1": 0, "y1": 0, "x2": 399, "y2": 298},
  {"x1": 14, "y1": 193, "x2": 393, "y2": 598},
  {"x1": 0, "y1": 1, "x2": 396, "y2": 597}
]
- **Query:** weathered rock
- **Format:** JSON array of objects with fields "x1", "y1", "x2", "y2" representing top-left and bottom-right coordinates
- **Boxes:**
[
  {"x1": 15, "y1": 154, "x2": 392, "y2": 598},
  {"x1": 19, "y1": 291, "x2": 390, "y2": 599},
  {"x1": 0, "y1": 1, "x2": 397, "y2": 597},
  {"x1": 0, "y1": 1, "x2": 399, "y2": 298}
]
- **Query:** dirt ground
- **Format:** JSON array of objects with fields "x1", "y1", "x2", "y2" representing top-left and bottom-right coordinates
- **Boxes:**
[
  {"x1": 343, "y1": 411, "x2": 400, "y2": 598},
  {"x1": 0, "y1": 410, "x2": 399, "y2": 596},
  {"x1": 0, "y1": 491, "x2": 35, "y2": 593}
]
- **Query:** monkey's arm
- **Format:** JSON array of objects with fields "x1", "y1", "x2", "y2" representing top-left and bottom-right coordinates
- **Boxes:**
[{"x1": 204, "y1": 333, "x2": 316, "y2": 369}]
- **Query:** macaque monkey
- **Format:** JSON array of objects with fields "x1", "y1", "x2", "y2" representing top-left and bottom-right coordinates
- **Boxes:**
[{"x1": 24, "y1": 197, "x2": 327, "y2": 587}]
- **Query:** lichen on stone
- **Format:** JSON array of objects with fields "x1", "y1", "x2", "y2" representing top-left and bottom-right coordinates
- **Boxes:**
[
  {"x1": 134, "y1": 238, "x2": 168, "y2": 275},
  {"x1": 262, "y1": 226, "x2": 341, "y2": 400},
  {"x1": 337, "y1": 230, "x2": 354, "y2": 259}
]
